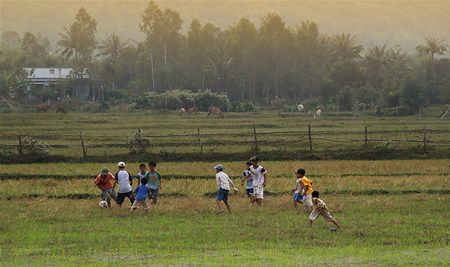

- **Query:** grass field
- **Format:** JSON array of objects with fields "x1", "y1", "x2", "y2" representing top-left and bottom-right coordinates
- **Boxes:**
[
  {"x1": 0, "y1": 107, "x2": 449, "y2": 160},
  {"x1": 1, "y1": 160, "x2": 449, "y2": 265}
]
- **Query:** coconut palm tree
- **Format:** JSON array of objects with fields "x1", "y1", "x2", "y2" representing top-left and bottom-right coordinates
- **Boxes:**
[
  {"x1": 96, "y1": 33, "x2": 131, "y2": 64},
  {"x1": 329, "y1": 33, "x2": 363, "y2": 62},
  {"x1": 416, "y1": 37, "x2": 449, "y2": 82},
  {"x1": 56, "y1": 23, "x2": 84, "y2": 59}
]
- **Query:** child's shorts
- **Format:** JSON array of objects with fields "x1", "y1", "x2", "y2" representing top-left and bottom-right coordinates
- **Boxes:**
[
  {"x1": 309, "y1": 210, "x2": 335, "y2": 222},
  {"x1": 216, "y1": 187, "x2": 229, "y2": 202},
  {"x1": 293, "y1": 193, "x2": 304, "y2": 201},
  {"x1": 254, "y1": 185, "x2": 264, "y2": 199},
  {"x1": 116, "y1": 191, "x2": 135, "y2": 205},
  {"x1": 131, "y1": 200, "x2": 149, "y2": 210},
  {"x1": 101, "y1": 187, "x2": 117, "y2": 202},
  {"x1": 246, "y1": 188, "x2": 254, "y2": 196},
  {"x1": 303, "y1": 194, "x2": 313, "y2": 207}
]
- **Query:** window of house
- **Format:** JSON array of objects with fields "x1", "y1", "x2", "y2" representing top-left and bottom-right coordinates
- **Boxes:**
[{"x1": 50, "y1": 69, "x2": 55, "y2": 74}]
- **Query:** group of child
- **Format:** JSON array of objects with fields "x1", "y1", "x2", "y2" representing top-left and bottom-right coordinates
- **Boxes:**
[
  {"x1": 94, "y1": 156, "x2": 341, "y2": 229},
  {"x1": 94, "y1": 161, "x2": 162, "y2": 214}
]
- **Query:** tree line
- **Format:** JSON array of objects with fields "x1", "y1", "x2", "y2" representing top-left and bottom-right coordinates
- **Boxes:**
[{"x1": 0, "y1": 1, "x2": 449, "y2": 113}]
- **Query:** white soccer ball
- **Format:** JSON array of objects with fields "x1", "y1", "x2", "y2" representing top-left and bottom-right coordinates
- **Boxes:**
[
  {"x1": 99, "y1": 201, "x2": 108, "y2": 208},
  {"x1": 298, "y1": 104, "x2": 304, "y2": 112}
]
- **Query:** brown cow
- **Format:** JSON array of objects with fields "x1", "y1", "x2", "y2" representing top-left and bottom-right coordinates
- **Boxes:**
[
  {"x1": 443, "y1": 104, "x2": 449, "y2": 111},
  {"x1": 179, "y1": 108, "x2": 186, "y2": 116},
  {"x1": 56, "y1": 106, "x2": 67, "y2": 113},
  {"x1": 36, "y1": 105, "x2": 51, "y2": 113},
  {"x1": 186, "y1": 107, "x2": 197, "y2": 115},
  {"x1": 207, "y1": 107, "x2": 224, "y2": 118}
]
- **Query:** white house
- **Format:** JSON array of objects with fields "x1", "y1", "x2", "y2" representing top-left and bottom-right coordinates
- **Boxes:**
[{"x1": 23, "y1": 68, "x2": 91, "y2": 100}]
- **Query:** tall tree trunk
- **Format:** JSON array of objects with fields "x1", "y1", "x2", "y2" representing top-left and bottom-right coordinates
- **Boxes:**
[{"x1": 150, "y1": 48, "x2": 155, "y2": 91}]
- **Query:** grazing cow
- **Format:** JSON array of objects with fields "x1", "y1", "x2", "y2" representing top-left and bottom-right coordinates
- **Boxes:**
[
  {"x1": 443, "y1": 104, "x2": 449, "y2": 111},
  {"x1": 36, "y1": 105, "x2": 51, "y2": 113},
  {"x1": 298, "y1": 104, "x2": 304, "y2": 112},
  {"x1": 186, "y1": 107, "x2": 197, "y2": 115},
  {"x1": 56, "y1": 106, "x2": 67, "y2": 113},
  {"x1": 208, "y1": 107, "x2": 224, "y2": 118},
  {"x1": 179, "y1": 108, "x2": 186, "y2": 116},
  {"x1": 316, "y1": 109, "x2": 322, "y2": 118}
]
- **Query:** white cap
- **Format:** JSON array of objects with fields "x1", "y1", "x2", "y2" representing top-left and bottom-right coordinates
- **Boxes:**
[{"x1": 118, "y1": 161, "x2": 126, "y2": 167}]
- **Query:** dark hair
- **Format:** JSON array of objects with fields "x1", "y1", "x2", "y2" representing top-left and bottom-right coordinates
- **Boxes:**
[
  {"x1": 250, "y1": 156, "x2": 258, "y2": 162},
  {"x1": 246, "y1": 161, "x2": 252, "y2": 166},
  {"x1": 139, "y1": 163, "x2": 146, "y2": 168},
  {"x1": 141, "y1": 177, "x2": 148, "y2": 185},
  {"x1": 149, "y1": 161, "x2": 157, "y2": 167},
  {"x1": 296, "y1": 169, "x2": 306, "y2": 175},
  {"x1": 312, "y1": 191, "x2": 319, "y2": 198}
]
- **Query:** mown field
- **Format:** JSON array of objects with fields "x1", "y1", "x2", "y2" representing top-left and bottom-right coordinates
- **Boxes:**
[
  {"x1": 1, "y1": 160, "x2": 449, "y2": 265},
  {"x1": 0, "y1": 106, "x2": 449, "y2": 161}
]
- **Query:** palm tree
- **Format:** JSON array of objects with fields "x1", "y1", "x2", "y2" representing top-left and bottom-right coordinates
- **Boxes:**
[
  {"x1": 416, "y1": 37, "x2": 449, "y2": 82},
  {"x1": 96, "y1": 33, "x2": 131, "y2": 64},
  {"x1": 204, "y1": 57, "x2": 239, "y2": 92},
  {"x1": 329, "y1": 33, "x2": 363, "y2": 62},
  {"x1": 56, "y1": 23, "x2": 84, "y2": 59}
]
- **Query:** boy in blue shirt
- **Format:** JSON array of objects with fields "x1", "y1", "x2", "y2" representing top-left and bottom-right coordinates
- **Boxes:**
[
  {"x1": 144, "y1": 161, "x2": 162, "y2": 204},
  {"x1": 241, "y1": 161, "x2": 254, "y2": 204},
  {"x1": 136, "y1": 163, "x2": 147, "y2": 186},
  {"x1": 130, "y1": 177, "x2": 153, "y2": 214}
]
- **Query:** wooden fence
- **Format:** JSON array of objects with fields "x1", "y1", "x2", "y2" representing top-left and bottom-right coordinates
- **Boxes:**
[{"x1": 1, "y1": 124, "x2": 450, "y2": 157}]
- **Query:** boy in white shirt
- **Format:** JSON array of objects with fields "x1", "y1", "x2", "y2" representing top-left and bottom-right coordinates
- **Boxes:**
[
  {"x1": 292, "y1": 173, "x2": 304, "y2": 208},
  {"x1": 214, "y1": 164, "x2": 238, "y2": 214},
  {"x1": 243, "y1": 156, "x2": 267, "y2": 207},
  {"x1": 111, "y1": 161, "x2": 135, "y2": 211}
]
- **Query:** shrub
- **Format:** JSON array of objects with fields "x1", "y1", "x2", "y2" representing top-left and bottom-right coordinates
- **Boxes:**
[
  {"x1": 21, "y1": 136, "x2": 51, "y2": 157},
  {"x1": 125, "y1": 129, "x2": 153, "y2": 152}
]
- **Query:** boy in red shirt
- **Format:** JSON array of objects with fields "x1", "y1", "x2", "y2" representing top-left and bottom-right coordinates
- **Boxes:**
[{"x1": 94, "y1": 167, "x2": 117, "y2": 208}]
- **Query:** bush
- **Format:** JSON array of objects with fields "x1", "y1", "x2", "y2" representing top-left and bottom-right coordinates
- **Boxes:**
[
  {"x1": 21, "y1": 136, "x2": 51, "y2": 157},
  {"x1": 125, "y1": 129, "x2": 153, "y2": 152}
]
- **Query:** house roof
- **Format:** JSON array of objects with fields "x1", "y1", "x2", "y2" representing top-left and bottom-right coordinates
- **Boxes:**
[{"x1": 23, "y1": 68, "x2": 89, "y2": 81}]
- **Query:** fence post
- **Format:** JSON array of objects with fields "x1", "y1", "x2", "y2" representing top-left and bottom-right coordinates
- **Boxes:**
[
  {"x1": 80, "y1": 132, "x2": 86, "y2": 157},
  {"x1": 423, "y1": 124, "x2": 427, "y2": 153},
  {"x1": 139, "y1": 128, "x2": 145, "y2": 152},
  {"x1": 419, "y1": 107, "x2": 422, "y2": 120},
  {"x1": 364, "y1": 126, "x2": 367, "y2": 149},
  {"x1": 253, "y1": 127, "x2": 258, "y2": 150},
  {"x1": 197, "y1": 129, "x2": 203, "y2": 153},
  {"x1": 18, "y1": 130, "x2": 22, "y2": 154},
  {"x1": 308, "y1": 124, "x2": 312, "y2": 150},
  {"x1": 442, "y1": 110, "x2": 449, "y2": 119}
]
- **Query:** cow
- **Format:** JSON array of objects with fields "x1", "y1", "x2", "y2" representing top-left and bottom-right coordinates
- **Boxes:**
[
  {"x1": 208, "y1": 107, "x2": 224, "y2": 118},
  {"x1": 56, "y1": 106, "x2": 67, "y2": 113},
  {"x1": 36, "y1": 105, "x2": 51, "y2": 113},
  {"x1": 443, "y1": 104, "x2": 449, "y2": 112},
  {"x1": 186, "y1": 107, "x2": 197, "y2": 115},
  {"x1": 179, "y1": 108, "x2": 186, "y2": 116},
  {"x1": 298, "y1": 104, "x2": 304, "y2": 112},
  {"x1": 316, "y1": 109, "x2": 322, "y2": 118}
]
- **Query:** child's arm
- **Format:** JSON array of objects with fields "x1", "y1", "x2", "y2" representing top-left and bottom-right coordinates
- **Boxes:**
[
  {"x1": 158, "y1": 172, "x2": 162, "y2": 189},
  {"x1": 228, "y1": 177, "x2": 238, "y2": 192},
  {"x1": 263, "y1": 172, "x2": 267, "y2": 187},
  {"x1": 111, "y1": 180, "x2": 118, "y2": 192}
]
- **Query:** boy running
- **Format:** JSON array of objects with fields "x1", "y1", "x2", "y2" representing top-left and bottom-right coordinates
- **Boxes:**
[
  {"x1": 244, "y1": 156, "x2": 267, "y2": 207},
  {"x1": 214, "y1": 164, "x2": 238, "y2": 214},
  {"x1": 292, "y1": 171, "x2": 304, "y2": 208},
  {"x1": 295, "y1": 168, "x2": 313, "y2": 209},
  {"x1": 144, "y1": 161, "x2": 162, "y2": 204},
  {"x1": 111, "y1": 161, "x2": 135, "y2": 210},
  {"x1": 309, "y1": 191, "x2": 341, "y2": 230},
  {"x1": 136, "y1": 163, "x2": 147, "y2": 186},
  {"x1": 241, "y1": 161, "x2": 254, "y2": 204},
  {"x1": 94, "y1": 167, "x2": 117, "y2": 208},
  {"x1": 130, "y1": 177, "x2": 153, "y2": 215}
]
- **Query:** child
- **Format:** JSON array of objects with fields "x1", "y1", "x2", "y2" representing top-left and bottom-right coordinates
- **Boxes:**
[
  {"x1": 295, "y1": 168, "x2": 313, "y2": 209},
  {"x1": 130, "y1": 177, "x2": 153, "y2": 214},
  {"x1": 136, "y1": 163, "x2": 147, "y2": 186},
  {"x1": 214, "y1": 164, "x2": 238, "y2": 214},
  {"x1": 292, "y1": 171, "x2": 304, "y2": 208},
  {"x1": 241, "y1": 161, "x2": 254, "y2": 204},
  {"x1": 111, "y1": 161, "x2": 135, "y2": 210},
  {"x1": 94, "y1": 167, "x2": 117, "y2": 208},
  {"x1": 244, "y1": 156, "x2": 267, "y2": 207},
  {"x1": 144, "y1": 161, "x2": 162, "y2": 204},
  {"x1": 309, "y1": 191, "x2": 341, "y2": 230}
]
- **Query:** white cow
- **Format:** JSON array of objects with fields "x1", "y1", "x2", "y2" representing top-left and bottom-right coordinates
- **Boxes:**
[
  {"x1": 316, "y1": 109, "x2": 322, "y2": 117},
  {"x1": 179, "y1": 108, "x2": 185, "y2": 116}
]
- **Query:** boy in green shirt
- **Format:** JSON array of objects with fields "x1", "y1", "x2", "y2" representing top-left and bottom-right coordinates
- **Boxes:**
[{"x1": 144, "y1": 161, "x2": 162, "y2": 204}]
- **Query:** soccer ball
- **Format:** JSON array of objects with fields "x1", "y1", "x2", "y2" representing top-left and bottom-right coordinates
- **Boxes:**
[
  {"x1": 99, "y1": 201, "x2": 108, "y2": 208},
  {"x1": 298, "y1": 104, "x2": 304, "y2": 112}
]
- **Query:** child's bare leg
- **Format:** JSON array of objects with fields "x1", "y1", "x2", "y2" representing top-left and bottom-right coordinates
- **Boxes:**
[
  {"x1": 216, "y1": 200, "x2": 224, "y2": 213},
  {"x1": 293, "y1": 199, "x2": 297, "y2": 208},
  {"x1": 309, "y1": 219, "x2": 313, "y2": 228},
  {"x1": 223, "y1": 201, "x2": 231, "y2": 213},
  {"x1": 145, "y1": 209, "x2": 149, "y2": 214},
  {"x1": 116, "y1": 204, "x2": 121, "y2": 210},
  {"x1": 332, "y1": 219, "x2": 341, "y2": 229},
  {"x1": 107, "y1": 200, "x2": 111, "y2": 208},
  {"x1": 256, "y1": 198, "x2": 262, "y2": 207},
  {"x1": 249, "y1": 195, "x2": 254, "y2": 204}
]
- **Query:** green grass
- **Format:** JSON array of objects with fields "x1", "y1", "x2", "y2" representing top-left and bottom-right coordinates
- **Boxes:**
[{"x1": 1, "y1": 160, "x2": 450, "y2": 265}]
